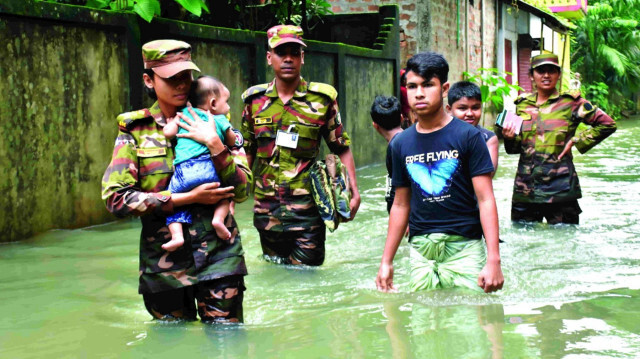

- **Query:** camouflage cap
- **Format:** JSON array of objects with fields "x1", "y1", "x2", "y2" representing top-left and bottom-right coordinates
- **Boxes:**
[
  {"x1": 142, "y1": 39, "x2": 201, "y2": 78},
  {"x1": 267, "y1": 25, "x2": 307, "y2": 49},
  {"x1": 531, "y1": 53, "x2": 560, "y2": 69}
]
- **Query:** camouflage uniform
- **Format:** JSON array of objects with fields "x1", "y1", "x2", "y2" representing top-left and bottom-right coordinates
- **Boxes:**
[
  {"x1": 101, "y1": 39, "x2": 252, "y2": 322},
  {"x1": 241, "y1": 78, "x2": 351, "y2": 264},
  {"x1": 505, "y1": 90, "x2": 616, "y2": 221}
]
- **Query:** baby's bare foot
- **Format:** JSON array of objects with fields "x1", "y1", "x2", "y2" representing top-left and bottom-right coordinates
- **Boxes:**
[
  {"x1": 212, "y1": 219, "x2": 231, "y2": 240},
  {"x1": 162, "y1": 236, "x2": 184, "y2": 252}
]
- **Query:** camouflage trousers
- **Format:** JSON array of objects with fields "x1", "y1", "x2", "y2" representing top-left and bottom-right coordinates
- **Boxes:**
[
  {"x1": 142, "y1": 275, "x2": 245, "y2": 323},
  {"x1": 511, "y1": 200, "x2": 581, "y2": 224},
  {"x1": 258, "y1": 226, "x2": 326, "y2": 266}
]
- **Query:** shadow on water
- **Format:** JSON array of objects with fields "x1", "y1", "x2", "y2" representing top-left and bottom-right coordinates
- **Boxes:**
[{"x1": 1, "y1": 120, "x2": 640, "y2": 358}]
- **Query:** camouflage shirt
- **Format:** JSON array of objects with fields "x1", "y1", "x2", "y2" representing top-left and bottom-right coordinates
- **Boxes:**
[
  {"x1": 101, "y1": 101, "x2": 252, "y2": 294},
  {"x1": 241, "y1": 78, "x2": 351, "y2": 232},
  {"x1": 504, "y1": 91, "x2": 616, "y2": 203}
]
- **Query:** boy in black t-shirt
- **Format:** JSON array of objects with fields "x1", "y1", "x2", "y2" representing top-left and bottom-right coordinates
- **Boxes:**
[
  {"x1": 375, "y1": 52, "x2": 504, "y2": 293},
  {"x1": 370, "y1": 95, "x2": 404, "y2": 213}
]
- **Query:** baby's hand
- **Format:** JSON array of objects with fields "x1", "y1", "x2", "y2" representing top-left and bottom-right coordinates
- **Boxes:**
[{"x1": 163, "y1": 115, "x2": 180, "y2": 139}]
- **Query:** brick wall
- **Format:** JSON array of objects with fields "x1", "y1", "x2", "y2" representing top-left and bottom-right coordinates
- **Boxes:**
[{"x1": 329, "y1": 0, "x2": 497, "y2": 81}]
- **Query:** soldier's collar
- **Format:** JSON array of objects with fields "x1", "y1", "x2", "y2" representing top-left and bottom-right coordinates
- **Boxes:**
[
  {"x1": 535, "y1": 90, "x2": 560, "y2": 103},
  {"x1": 149, "y1": 101, "x2": 167, "y2": 126},
  {"x1": 266, "y1": 77, "x2": 309, "y2": 99}
]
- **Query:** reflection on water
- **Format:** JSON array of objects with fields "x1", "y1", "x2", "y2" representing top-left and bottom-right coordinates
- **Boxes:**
[{"x1": 1, "y1": 120, "x2": 639, "y2": 358}]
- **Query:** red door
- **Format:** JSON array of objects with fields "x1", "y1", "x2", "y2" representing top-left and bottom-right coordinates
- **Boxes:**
[{"x1": 505, "y1": 39, "x2": 513, "y2": 84}]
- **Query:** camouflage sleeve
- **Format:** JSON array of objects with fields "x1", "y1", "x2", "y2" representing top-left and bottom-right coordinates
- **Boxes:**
[
  {"x1": 240, "y1": 103, "x2": 257, "y2": 157},
  {"x1": 322, "y1": 99, "x2": 351, "y2": 154},
  {"x1": 101, "y1": 130, "x2": 173, "y2": 218},
  {"x1": 212, "y1": 146, "x2": 252, "y2": 203},
  {"x1": 572, "y1": 99, "x2": 617, "y2": 154},
  {"x1": 504, "y1": 104, "x2": 523, "y2": 154},
  {"x1": 503, "y1": 135, "x2": 522, "y2": 154}
]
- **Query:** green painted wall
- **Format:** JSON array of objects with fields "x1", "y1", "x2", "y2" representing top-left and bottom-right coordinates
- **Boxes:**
[
  {"x1": 0, "y1": 2, "x2": 399, "y2": 242},
  {"x1": 343, "y1": 56, "x2": 394, "y2": 165},
  {"x1": 0, "y1": 16, "x2": 126, "y2": 242}
]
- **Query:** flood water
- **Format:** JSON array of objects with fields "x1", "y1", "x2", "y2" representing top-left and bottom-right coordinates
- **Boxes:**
[{"x1": 1, "y1": 120, "x2": 639, "y2": 358}]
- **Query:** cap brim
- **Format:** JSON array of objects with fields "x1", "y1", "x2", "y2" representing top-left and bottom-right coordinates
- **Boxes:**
[
  {"x1": 532, "y1": 61, "x2": 561, "y2": 69},
  {"x1": 272, "y1": 38, "x2": 307, "y2": 49},
  {"x1": 152, "y1": 61, "x2": 201, "y2": 78}
]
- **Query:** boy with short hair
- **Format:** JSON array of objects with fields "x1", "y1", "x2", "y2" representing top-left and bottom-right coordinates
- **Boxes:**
[
  {"x1": 370, "y1": 95, "x2": 404, "y2": 213},
  {"x1": 446, "y1": 81, "x2": 499, "y2": 176},
  {"x1": 375, "y1": 52, "x2": 504, "y2": 293}
]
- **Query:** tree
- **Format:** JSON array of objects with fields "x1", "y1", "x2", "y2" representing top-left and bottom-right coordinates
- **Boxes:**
[{"x1": 571, "y1": 0, "x2": 640, "y2": 102}]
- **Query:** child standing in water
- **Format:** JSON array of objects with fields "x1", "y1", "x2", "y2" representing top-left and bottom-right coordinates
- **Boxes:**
[
  {"x1": 162, "y1": 76, "x2": 238, "y2": 251},
  {"x1": 446, "y1": 81, "x2": 499, "y2": 176}
]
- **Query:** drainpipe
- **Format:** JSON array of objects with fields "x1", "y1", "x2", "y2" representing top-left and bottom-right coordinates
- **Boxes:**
[
  {"x1": 481, "y1": 0, "x2": 485, "y2": 70},
  {"x1": 465, "y1": 0, "x2": 469, "y2": 73}
]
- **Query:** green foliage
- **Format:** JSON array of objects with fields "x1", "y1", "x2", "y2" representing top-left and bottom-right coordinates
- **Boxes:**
[
  {"x1": 246, "y1": 0, "x2": 333, "y2": 29},
  {"x1": 582, "y1": 81, "x2": 632, "y2": 118},
  {"x1": 38, "y1": 0, "x2": 208, "y2": 22},
  {"x1": 463, "y1": 68, "x2": 523, "y2": 112},
  {"x1": 571, "y1": 0, "x2": 640, "y2": 112}
]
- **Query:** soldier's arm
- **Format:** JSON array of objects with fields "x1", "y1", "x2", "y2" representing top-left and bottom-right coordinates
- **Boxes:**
[
  {"x1": 212, "y1": 147, "x2": 252, "y2": 203},
  {"x1": 571, "y1": 99, "x2": 617, "y2": 154},
  {"x1": 502, "y1": 122, "x2": 522, "y2": 154},
  {"x1": 322, "y1": 98, "x2": 360, "y2": 219},
  {"x1": 503, "y1": 101, "x2": 525, "y2": 154},
  {"x1": 101, "y1": 130, "x2": 174, "y2": 217},
  {"x1": 240, "y1": 102, "x2": 257, "y2": 170}
]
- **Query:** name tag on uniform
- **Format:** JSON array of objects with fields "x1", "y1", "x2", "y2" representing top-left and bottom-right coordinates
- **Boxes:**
[
  {"x1": 276, "y1": 125, "x2": 299, "y2": 149},
  {"x1": 255, "y1": 117, "x2": 272, "y2": 125},
  {"x1": 137, "y1": 147, "x2": 166, "y2": 157}
]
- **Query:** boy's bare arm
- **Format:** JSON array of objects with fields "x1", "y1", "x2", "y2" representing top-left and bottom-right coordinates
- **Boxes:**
[
  {"x1": 472, "y1": 174, "x2": 504, "y2": 293},
  {"x1": 224, "y1": 127, "x2": 237, "y2": 148},
  {"x1": 376, "y1": 187, "x2": 411, "y2": 292},
  {"x1": 486, "y1": 136, "x2": 499, "y2": 177}
]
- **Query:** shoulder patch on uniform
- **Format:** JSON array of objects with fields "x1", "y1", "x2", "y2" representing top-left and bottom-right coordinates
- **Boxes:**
[
  {"x1": 230, "y1": 128, "x2": 244, "y2": 149},
  {"x1": 308, "y1": 82, "x2": 338, "y2": 101},
  {"x1": 117, "y1": 109, "x2": 150, "y2": 129},
  {"x1": 562, "y1": 90, "x2": 581, "y2": 99},
  {"x1": 577, "y1": 101, "x2": 596, "y2": 119},
  {"x1": 241, "y1": 84, "x2": 269, "y2": 103},
  {"x1": 514, "y1": 93, "x2": 531, "y2": 105}
]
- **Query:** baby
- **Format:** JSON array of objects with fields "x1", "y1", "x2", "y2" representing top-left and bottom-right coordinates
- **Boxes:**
[{"x1": 162, "y1": 75, "x2": 237, "y2": 251}]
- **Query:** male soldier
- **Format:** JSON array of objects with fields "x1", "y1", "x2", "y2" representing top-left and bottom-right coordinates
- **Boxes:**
[
  {"x1": 502, "y1": 53, "x2": 616, "y2": 224},
  {"x1": 241, "y1": 25, "x2": 361, "y2": 266}
]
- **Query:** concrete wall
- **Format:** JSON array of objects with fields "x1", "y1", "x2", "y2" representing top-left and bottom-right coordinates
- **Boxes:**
[
  {"x1": 0, "y1": 2, "x2": 399, "y2": 242},
  {"x1": 329, "y1": 0, "x2": 497, "y2": 81},
  {"x1": 0, "y1": 15, "x2": 127, "y2": 242}
]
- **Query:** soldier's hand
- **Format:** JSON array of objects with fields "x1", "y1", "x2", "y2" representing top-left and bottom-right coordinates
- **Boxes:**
[
  {"x1": 176, "y1": 108, "x2": 224, "y2": 154},
  {"x1": 558, "y1": 139, "x2": 574, "y2": 160},
  {"x1": 501, "y1": 123, "x2": 516, "y2": 139},
  {"x1": 190, "y1": 182, "x2": 235, "y2": 205},
  {"x1": 344, "y1": 191, "x2": 361, "y2": 222},
  {"x1": 376, "y1": 262, "x2": 396, "y2": 292}
]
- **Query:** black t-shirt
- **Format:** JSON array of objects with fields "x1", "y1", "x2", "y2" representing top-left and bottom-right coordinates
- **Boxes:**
[
  {"x1": 391, "y1": 119, "x2": 494, "y2": 239},
  {"x1": 385, "y1": 133, "x2": 401, "y2": 213}
]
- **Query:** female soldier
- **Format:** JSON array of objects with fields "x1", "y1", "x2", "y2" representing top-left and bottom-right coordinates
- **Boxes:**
[
  {"x1": 101, "y1": 40, "x2": 251, "y2": 322},
  {"x1": 502, "y1": 53, "x2": 616, "y2": 224}
]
